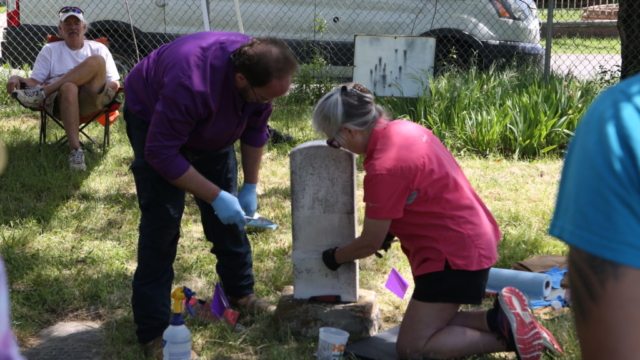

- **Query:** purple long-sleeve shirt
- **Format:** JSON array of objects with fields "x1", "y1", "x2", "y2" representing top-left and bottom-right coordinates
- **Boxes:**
[{"x1": 125, "y1": 32, "x2": 272, "y2": 180}]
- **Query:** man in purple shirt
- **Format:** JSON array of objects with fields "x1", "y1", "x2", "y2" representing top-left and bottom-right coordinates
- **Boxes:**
[{"x1": 123, "y1": 32, "x2": 297, "y2": 356}]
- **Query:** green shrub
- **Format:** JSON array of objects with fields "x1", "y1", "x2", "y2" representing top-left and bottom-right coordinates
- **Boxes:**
[
  {"x1": 0, "y1": 63, "x2": 34, "y2": 118},
  {"x1": 378, "y1": 64, "x2": 606, "y2": 158}
]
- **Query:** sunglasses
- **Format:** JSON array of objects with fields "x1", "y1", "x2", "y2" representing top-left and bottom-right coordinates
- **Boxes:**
[{"x1": 59, "y1": 6, "x2": 83, "y2": 15}]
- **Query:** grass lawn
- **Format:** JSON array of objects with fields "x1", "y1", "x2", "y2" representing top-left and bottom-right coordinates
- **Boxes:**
[
  {"x1": 0, "y1": 64, "x2": 599, "y2": 358},
  {"x1": 0, "y1": 57, "x2": 604, "y2": 360},
  {"x1": 539, "y1": 9, "x2": 584, "y2": 22},
  {"x1": 537, "y1": 6, "x2": 619, "y2": 55},
  {"x1": 541, "y1": 36, "x2": 620, "y2": 55}
]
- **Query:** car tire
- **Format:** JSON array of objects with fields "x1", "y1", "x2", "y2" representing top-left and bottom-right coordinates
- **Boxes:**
[
  {"x1": 107, "y1": 36, "x2": 139, "y2": 76},
  {"x1": 434, "y1": 38, "x2": 478, "y2": 76}
]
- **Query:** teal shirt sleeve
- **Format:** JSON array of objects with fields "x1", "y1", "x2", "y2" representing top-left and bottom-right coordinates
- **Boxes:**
[{"x1": 549, "y1": 74, "x2": 640, "y2": 268}]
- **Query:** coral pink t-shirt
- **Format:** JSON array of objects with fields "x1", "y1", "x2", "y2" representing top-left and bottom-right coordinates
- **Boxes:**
[{"x1": 363, "y1": 120, "x2": 500, "y2": 276}]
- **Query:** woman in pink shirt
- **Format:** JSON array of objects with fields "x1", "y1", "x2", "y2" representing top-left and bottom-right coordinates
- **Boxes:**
[{"x1": 312, "y1": 83, "x2": 559, "y2": 360}]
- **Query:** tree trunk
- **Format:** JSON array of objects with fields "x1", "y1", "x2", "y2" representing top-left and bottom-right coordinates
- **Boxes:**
[{"x1": 618, "y1": 0, "x2": 640, "y2": 79}]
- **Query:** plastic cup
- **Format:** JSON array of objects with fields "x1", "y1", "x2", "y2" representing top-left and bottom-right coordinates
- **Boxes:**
[{"x1": 316, "y1": 327, "x2": 350, "y2": 360}]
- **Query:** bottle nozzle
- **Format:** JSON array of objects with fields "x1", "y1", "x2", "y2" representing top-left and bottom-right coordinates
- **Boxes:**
[{"x1": 171, "y1": 286, "x2": 196, "y2": 316}]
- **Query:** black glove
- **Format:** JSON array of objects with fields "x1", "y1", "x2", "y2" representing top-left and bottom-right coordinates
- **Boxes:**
[
  {"x1": 322, "y1": 247, "x2": 341, "y2": 271},
  {"x1": 375, "y1": 232, "x2": 398, "y2": 258}
]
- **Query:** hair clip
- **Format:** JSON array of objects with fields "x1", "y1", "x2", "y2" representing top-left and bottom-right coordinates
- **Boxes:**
[{"x1": 352, "y1": 83, "x2": 372, "y2": 95}]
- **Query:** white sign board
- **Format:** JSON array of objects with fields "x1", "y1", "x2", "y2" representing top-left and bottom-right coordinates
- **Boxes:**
[{"x1": 353, "y1": 35, "x2": 436, "y2": 98}]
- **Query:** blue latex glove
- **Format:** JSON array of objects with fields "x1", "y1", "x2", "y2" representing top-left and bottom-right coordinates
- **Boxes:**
[
  {"x1": 211, "y1": 190, "x2": 247, "y2": 229},
  {"x1": 238, "y1": 183, "x2": 258, "y2": 218}
]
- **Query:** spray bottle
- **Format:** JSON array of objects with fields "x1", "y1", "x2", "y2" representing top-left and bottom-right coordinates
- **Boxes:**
[{"x1": 163, "y1": 286, "x2": 196, "y2": 360}]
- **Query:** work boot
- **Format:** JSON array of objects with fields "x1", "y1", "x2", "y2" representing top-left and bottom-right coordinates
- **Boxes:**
[
  {"x1": 141, "y1": 335, "x2": 199, "y2": 359},
  {"x1": 141, "y1": 336, "x2": 163, "y2": 360},
  {"x1": 12, "y1": 85, "x2": 45, "y2": 109},
  {"x1": 228, "y1": 294, "x2": 276, "y2": 315}
]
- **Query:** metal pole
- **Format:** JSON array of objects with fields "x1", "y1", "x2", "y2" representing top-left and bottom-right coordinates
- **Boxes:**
[
  {"x1": 544, "y1": 0, "x2": 555, "y2": 82},
  {"x1": 124, "y1": 0, "x2": 140, "y2": 62},
  {"x1": 234, "y1": 0, "x2": 245, "y2": 34},
  {"x1": 201, "y1": 0, "x2": 211, "y2": 31}
]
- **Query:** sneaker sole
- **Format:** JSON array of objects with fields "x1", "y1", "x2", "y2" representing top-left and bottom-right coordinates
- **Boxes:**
[
  {"x1": 499, "y1": 287, "x2": 544, "y2": 360},
  {"x1": 538, "y1": 321, "x2": 564, "y2": 355},
  {"x1": 507, "y1": 288, "x2": 564, "y2": 355}
]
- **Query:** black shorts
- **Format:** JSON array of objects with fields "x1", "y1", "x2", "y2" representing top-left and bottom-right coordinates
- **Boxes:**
[{"x1": 412, "y1": 262, "x2": 490, "y2": 304}]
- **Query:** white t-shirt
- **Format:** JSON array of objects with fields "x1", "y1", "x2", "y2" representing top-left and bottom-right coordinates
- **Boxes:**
[{"x1": 31, "y1": 40, "x2": 120, "y2": 84}]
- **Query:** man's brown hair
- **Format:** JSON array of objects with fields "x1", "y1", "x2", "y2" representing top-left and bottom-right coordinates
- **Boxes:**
[{"x1": 233, "y1": 37, "x2": 298, "y2": 87}]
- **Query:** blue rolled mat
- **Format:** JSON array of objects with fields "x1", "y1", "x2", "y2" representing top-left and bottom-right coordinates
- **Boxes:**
[{"x1": 486, "y1": 268, "x2": 552, "y2": 301}]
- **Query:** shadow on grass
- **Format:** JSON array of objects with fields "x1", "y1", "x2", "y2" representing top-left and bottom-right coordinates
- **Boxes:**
[
  {"x1": 21, "y1": 321, "x2": 105, "y2": 360},
  {"x1": 0, "y1": 138, "x2": 107, "y2": 224}
]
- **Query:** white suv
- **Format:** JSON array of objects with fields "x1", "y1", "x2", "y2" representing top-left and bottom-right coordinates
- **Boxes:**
[{"x1": 2, "y1": 0, "x2": 543, "y2": 73}]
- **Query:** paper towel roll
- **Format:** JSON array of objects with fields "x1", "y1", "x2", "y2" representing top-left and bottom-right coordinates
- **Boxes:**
[{"x1": 486, "y1": 268, "x2": 552, "y2": 301}]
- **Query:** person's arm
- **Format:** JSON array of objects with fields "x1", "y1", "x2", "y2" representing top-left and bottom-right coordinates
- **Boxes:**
[
  {"x1": 6, "y1": 76, "x2": 41, "y2": 93},
  {"x1": 107, "y1": 80, "x2": 120, "y2": 92},
  {"x1": 170, "y1": 165, "x2": 221, "y2": 203},
  {"x1": 237, "y1": 143, "x2": 263, "y2": 217},
  {"x1": 14, "y1": 45, "x2": 52, "y2": 93},
  {"x1": 0, "y1": 256, "x2": 26, "y2": 360},
  {"x1": 170, "y1": 162, "x2": 246, "y2": 228},
  {"x1": 240, "y1": 143, "x2": 263, "y2": 184},
  {"x1": 334, "y1": 218, "x2": 392, "y2": 263}
]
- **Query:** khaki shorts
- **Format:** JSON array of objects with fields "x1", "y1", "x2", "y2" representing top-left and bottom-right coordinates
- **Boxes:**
[{"x1": 46, "y1": 84, "x2": 116, "y2": 119}]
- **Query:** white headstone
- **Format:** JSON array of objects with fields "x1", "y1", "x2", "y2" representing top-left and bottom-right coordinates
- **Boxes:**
[{"x1": 290, "y1": 140, "x2": 359, "y2": 302}]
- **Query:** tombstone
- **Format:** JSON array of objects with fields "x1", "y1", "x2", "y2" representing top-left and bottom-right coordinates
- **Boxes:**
[
  {"x1": 275, "y1": 140, "x2": 380, "y2": 342},
  {"x1": 290, "y1": 140, "x2": 358, "y2": 302}
]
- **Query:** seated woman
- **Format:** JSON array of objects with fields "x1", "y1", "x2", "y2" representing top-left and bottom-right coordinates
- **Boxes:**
[{"x1": 312, "y1": 83, "x2": 560, "y2": 360}]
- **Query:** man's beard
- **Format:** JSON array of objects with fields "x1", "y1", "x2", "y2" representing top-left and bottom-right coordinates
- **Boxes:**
[{"x1": 237, "y1": 84, "x2": 252, "y2": 102}]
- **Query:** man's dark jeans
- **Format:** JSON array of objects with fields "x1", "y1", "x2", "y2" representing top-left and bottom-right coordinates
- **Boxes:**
[{"x1": 124, "y1": 106, "x2": 255, "y2": 344}]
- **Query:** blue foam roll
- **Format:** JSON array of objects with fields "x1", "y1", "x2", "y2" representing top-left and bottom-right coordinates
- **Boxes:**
[{"x1": 486, "y1": 268, "x2": 552, "y2": 301}]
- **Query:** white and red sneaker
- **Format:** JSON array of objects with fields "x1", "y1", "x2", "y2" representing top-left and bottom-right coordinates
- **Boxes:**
[
  {"x1": 505, "y1": 287, "x2": 564, "y2": 355},
  {"x1": 497, "y1": 286, "x2": 544, "y2": 360},
  {"x1": 537, "y1": 320, "x2": 564, "y2": 355}
]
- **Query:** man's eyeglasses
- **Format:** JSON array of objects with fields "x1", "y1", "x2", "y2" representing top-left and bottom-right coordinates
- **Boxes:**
[
  {"x1": 59, "y1": 6, "x2": 83, "y2": 15},
  {"x1": 250, "y1": 86, "x2": 272, "y2": 104}
]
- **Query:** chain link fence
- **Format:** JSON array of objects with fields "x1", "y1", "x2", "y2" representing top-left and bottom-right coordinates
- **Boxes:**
[
  {"x1": 0, "y1": 0, "x2": 627, "y2": 82},
  {"x1": 538, "y1": 0, "x2": 621, "y2": 81}
]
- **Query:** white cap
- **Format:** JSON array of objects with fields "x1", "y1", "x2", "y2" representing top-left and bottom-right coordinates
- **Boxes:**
[{"x1": 59, "y1": 11, "x2": 85, "y2": 24}]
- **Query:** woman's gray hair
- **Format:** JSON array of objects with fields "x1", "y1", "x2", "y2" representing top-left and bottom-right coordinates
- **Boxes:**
[{"x1": 312, "y1": 82, "x2": 387, "y2": 137}]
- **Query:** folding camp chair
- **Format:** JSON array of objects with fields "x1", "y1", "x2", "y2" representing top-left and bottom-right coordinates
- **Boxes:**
[{"x1": 36, "y1": 35, "x2": 124, "y2": 153}]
